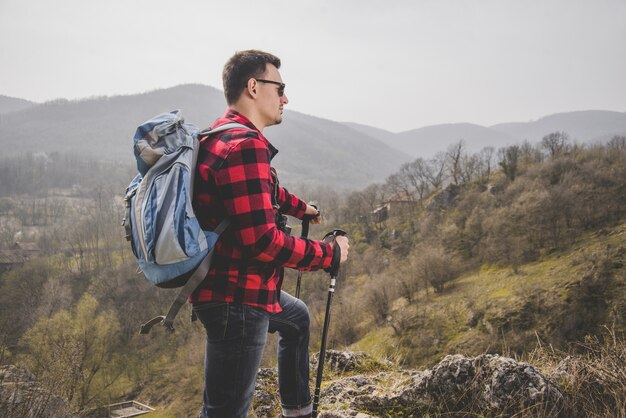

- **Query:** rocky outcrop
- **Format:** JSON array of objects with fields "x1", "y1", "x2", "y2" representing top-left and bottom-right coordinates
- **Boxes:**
[
  {"x1": 310, "y1": 350, "x2": 374, "y2": 373},
  {"x1": 0, "y1": 365, "x2": 74, "y2": 418},
  {"x1": 253, "y1": 351, "x2": 564, "y2": 417}
]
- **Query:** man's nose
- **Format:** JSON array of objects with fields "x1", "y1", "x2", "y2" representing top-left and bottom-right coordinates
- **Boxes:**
[{"x1": 281, "y1": 94, "x2": 289, "y2": 104}]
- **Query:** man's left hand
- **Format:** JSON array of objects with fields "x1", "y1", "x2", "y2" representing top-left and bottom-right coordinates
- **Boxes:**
[{"x1": 304, "y1": 204, "x2": 321, "y2": 224}]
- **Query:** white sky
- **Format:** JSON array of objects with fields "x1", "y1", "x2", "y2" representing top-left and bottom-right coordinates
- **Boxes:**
[{"x1": 1, "y1": 0, "x2": 625, "y2": 132}]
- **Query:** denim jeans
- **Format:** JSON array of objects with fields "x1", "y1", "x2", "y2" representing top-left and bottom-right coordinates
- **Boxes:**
[{"x1": 193, "y1": 291, "x2": 312, "y2": 418}]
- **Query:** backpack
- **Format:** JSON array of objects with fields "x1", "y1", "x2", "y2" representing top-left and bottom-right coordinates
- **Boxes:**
[{"x1": 122, "y1": 110, "x2": 247, "y2": 334}]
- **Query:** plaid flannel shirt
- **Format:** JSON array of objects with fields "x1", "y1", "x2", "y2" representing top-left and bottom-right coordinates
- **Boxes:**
[{"x1": 191, "y1": 109, "x2": 334, "y2": 312}]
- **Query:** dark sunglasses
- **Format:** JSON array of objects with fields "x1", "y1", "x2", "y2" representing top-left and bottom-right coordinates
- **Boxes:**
[{"x1": 256, "y1": 79, "x2": 286, "y2": 97}]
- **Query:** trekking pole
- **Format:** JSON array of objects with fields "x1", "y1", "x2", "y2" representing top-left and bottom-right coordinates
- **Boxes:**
[
  {"x1": 312, "y1": 228, "x2": 347, "y2": 417},
  {"x1": 295, "y1": 201, "x2": 318, "y2": 299}
]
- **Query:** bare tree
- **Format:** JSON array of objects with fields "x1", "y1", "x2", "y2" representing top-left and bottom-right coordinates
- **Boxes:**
[
  {"x1": 386, "y1": 172, "x2": 414, "y2": 201},
  {"x1": 446, "y1": 140, "x2": 465, "y2": 185},
  {"x1": 541, "y1": 131, "x2": 570, "y2": 159},
  {"x1": 414, "y1": 246, "x2": 461, "y2": 293},
  {"x1": 478, "y1": 146, "x2": 495, "y2": 181},
  {"x1": 425, "y1": 152, "x2": 447, "y2": 189},
  {"x1": 342, "y1": 183, "x2": 388, "y2": 223},
  {"x1": 608, "y1": 135, "x2": 626, "y2": 150},
  {"x1": 519, "y1": 140, "x2": 543, "y2": 167},
  {"x1": 460, "y1": 153, "x2": 481, "y2": 184},
  {"x1": 407, "y1": 158, "x2": 434, "y2": 201}
]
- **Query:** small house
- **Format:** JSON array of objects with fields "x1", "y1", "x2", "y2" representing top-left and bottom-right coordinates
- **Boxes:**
[
  {"x1": 0, "y1": 250, "x2": 27, "y2": 272},
  {"x1": 371, "y1": 193, "x2": 416, "y2": 222},
  {"x1": 13, "y1": 242, "x2": 41, "y2": 258}
]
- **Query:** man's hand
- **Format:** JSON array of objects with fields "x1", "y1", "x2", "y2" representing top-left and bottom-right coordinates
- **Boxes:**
[
  {"x1": 334, "y1": 236, "x2": 349, "y2": 263},
  {"x1": 304, "y1": 204, "x2": 321, "y2": 224}
]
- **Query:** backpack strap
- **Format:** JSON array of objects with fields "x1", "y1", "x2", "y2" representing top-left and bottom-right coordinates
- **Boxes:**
[
  {"x1": 140, "y1": 219, "x2": 230, "y2": 334},
  {"x1": 197, "y1": 122, "x2": 249, "y2": 138},
  {"x1": 190, "y1": 122, "x2": 249, "y2": 198}
]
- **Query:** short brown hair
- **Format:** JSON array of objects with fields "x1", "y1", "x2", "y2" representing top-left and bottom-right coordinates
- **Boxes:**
[{"x1": 222, "y1": 50, "x2": 281, "y2": 105}]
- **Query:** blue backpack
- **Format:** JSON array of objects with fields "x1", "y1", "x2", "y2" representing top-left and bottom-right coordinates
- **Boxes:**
[{"x1": 123, "y1": 110, "x2": 246, "y2": 334}]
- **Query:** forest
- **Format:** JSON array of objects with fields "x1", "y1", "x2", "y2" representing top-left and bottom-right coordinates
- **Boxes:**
[{"x1": 0, "y1": 132, "x2": 625, "y2": 417}]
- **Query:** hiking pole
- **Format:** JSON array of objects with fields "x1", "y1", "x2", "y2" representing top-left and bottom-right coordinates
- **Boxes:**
[
  {"x1": 295, "y1": 201, "x2": 318, "y2": 299},
  {"x1": 312, "y1": 228, "x2": 347, "y2": 417},
  {"x1": 294, "y1": 218, "x2": 309, "y2": 299}
]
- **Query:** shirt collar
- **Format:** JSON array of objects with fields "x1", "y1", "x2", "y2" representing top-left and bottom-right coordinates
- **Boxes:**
[{"x1": 213, "y1": 109, "x2": 279, "y2": 159}]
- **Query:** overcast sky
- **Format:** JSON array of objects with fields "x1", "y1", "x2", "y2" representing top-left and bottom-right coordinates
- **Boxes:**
[{"x1": 1, "y1": 0, "x2": 625, "y2": 132}]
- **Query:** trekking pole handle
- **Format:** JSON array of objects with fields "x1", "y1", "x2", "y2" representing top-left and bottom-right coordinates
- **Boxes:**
[
  {"x1": 322, "y1": 229, "x2": 347, "y2": 278},
  {"x1": 322, "y1": 228, "x2": 347, "y2": 242},
  {"x1": 295, "y1": 201, "x2": 317, "y2": 299}
]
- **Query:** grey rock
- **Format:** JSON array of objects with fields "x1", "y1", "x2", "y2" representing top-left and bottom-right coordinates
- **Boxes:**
[
  {"x1": 293, "y1": 351, "x2": 564, "y2": 417},
  {"x1": 311, "y1": 350, "x2": 368, "y2": 373},
  {"x1": 467, "y1": 310, "x2": 484, "y2": 327},
  {"x1": 0, "y1": 365, "x2": 75, "y2": 418}
]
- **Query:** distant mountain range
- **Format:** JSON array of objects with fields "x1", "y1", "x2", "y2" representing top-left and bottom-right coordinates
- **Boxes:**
[
  {"x1": 1, "y1": 85, "x2": 625, "y2": 187},
  {"x1": 0, "y1": 85, "x2": 410, "y2": 189},
  {"x1": 346, "y1": 111, "x2": 626, "y2": 157}
]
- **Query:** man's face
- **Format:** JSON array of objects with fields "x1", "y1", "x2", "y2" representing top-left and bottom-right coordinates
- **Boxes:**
[{"x1": 255, "y1": 64, "x2": 288, "y2": 127}]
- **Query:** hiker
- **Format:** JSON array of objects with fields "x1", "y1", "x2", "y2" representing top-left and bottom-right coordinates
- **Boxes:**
[{"x1": 191, "y1": 50, "x2": 350, "y2": 418}]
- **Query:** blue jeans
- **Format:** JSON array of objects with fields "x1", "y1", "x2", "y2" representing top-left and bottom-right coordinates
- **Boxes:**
[{"x1": 193, "y1": 291, "x2": 312, "y2": 418}]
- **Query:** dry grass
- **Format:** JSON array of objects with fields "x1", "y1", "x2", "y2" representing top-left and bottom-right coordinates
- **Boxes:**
[{"x1": 525, "y1": 327, "x2": 626, "y2": 418}]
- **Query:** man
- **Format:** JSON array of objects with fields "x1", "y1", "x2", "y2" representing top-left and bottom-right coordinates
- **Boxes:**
[{"x1": 191, "y1": 50, "x2": 350, "y2": 418}]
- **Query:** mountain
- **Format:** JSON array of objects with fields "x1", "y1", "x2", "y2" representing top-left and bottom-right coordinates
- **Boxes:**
[
  {"x1": 3, "y1": 86, "x2": 624, "y2": 182},
  {"x1": 490, "y1": 110, "x2": 626, "y2": 144},
  {"x1": 342, "y1": 121, "x2": 399, "y2": 149},
  {"x1": 271, "y1": 112, "x2": 412, "y2": 187},
  {"x1": 346, "y1": 111, "x2": 626, "y2": 159},
  {"x1": 0, "y1": 85, "x2": 410, "y2": 189},
  {"x1": 0, "y1": 95, "x2": 35, "y2": 114},
  {"x1": 395, "y1": 123, "x2": 519, "y2": 157}
]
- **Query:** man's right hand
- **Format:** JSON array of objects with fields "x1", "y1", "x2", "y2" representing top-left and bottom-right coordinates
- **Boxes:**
[{"x1": 334, "y1": 236, "x2": 349, "y2": 263}]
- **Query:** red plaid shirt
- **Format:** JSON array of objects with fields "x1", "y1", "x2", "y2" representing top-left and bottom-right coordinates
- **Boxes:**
[{"x1": 191, "y1": 109, "x2": 334, "y2": 312}]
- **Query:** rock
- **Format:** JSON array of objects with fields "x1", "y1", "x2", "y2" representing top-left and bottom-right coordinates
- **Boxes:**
[
  {"x1": 287, "y1": 351, "x2": 564, "y2": 417},
  {"x1": 0, "y1": 365, "x2": 74, "y2": 418},
  {"x1": 467, "y1": 310, "x2": 483, "y2": 327},
  {"x1": 252, "y1": 368, "x2": 280, "y2": 418},
  {"x1": 427, "y1": 184, "x2": 461, "y2": 212},
  {"x1": 311, "y1": 350, "x2": 368, "y2": 373},
  {"x1": 478, "y1": 354, "x2": 563, "y2": 413}
]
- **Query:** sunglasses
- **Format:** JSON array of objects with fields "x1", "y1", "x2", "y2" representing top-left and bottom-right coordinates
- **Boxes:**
[{"x1": 256, "y1": 79, "x2": 286, "y2": 97}]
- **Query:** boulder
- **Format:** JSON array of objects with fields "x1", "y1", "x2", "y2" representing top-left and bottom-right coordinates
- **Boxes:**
[{"x1": 254, "y1": 351, "x2": 564, "y2": 417}]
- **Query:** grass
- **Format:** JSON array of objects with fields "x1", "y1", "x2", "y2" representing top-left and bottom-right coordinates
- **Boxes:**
[{"x1": 524, "y1": 327, "x2": 626, "y2": 418}]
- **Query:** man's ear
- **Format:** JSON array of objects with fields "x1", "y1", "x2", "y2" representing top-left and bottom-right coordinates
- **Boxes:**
[{"x1": 247, "y1": 78, "x2": 258, "y2": 98}]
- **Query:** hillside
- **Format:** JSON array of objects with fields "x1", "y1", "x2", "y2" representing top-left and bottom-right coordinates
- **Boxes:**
[
  {"x1": 0, "y1": 95, "x2": 35, "y2": 115},
  {"x1": 350, "y1": 223, "x2": 626, "y2": 366},
  {"x1": 0, "y1": 85, "x2": 410, "y2": 189}
]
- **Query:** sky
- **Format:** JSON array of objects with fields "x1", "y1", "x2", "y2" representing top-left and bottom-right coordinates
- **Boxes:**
[{"x1": 1, "y1": 0, "x2": 625, "y2": 132}]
